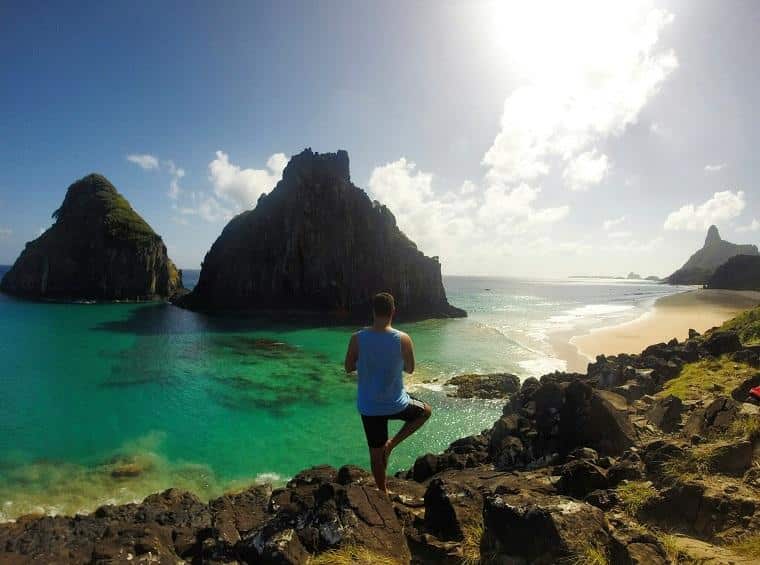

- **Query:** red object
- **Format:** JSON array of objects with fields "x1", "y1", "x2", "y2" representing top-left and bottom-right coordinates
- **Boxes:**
[{"x1": 750, "y1": 386, "x2": 760, "y2": 401}]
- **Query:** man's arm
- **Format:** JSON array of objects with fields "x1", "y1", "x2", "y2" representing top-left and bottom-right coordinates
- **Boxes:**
[
  {"x1": 400, "y1": 333, "x2": 415, "y2": 374},
  {"x1": 344, "y1": 333, "x2": 358, "y2": 373}
]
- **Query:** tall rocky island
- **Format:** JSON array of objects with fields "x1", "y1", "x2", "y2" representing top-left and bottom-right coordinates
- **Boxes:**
[
  {"x1": 666, "y1": 225, "x2": 758, "y2": 285},
  {"x1": 179, "y1": 149, "x2": 465, "y2": 320},
  {"x1": 0, "y1": 174, "x2": 182, "y2": 300}
]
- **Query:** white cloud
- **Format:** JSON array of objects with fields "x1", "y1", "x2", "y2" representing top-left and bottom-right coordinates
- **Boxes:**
[
  {"x1": 126, "y1": 154, "x2": 159, "y2": 170},
  {"x1": 165, "y1": 160, "x2": 185, "y2": 200},
  {"x1": 209, "y1": 151, "x2": 287, "y2": 210},
  {"x1": 737, "y1": 219, "x2": 760, "y2": 233},
  {"x1": 649, "y1": 122, "x2": 670, "y2": 137},
  {"x1": 0, "y1": 227, "x2": 11, "y2": 239},
  {"x1": 178, "y1": 195, "x2": 233, "y2": 223},
  {"x1": 562, "y1": 149, "x2": 610, "y2": 191},
  {"x1": 664, "y1": 190, "x2": 746, "y2": 231},
  {"x1": 603, "y1": 216, "x2": 626, "y2": 230},
  {"x1": 704, "y1": 163, "x2": 726, "y2": 173},
  {"x1": 608, "y1": 230, "x2": 633, "y2": 239},
  {"x1": 482, "y1": 6, "x2": 677, "y2": 190},
  {"x1": 368, "y1": 158, "x2": 568, "y2": 269}
]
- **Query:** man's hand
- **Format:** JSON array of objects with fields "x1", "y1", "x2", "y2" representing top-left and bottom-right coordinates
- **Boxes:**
[
  {"x1": 344, "y1": 333, "x2": 358, "y2": 373},
  {"x1": 400, "y1": 332, "x2": 415, "y2": 374}
]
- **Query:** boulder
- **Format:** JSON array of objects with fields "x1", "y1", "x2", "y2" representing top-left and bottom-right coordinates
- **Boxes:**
[
  {"x1": 555, "y1": 459, "x2": 609, "y2": 498},
  {"x1": 447, "y1": 372, "x2": 520, "y2": 399},
  {"x1": 0, "y1": 174, "x2": 182, "y2": 300},
  {"x1": 482, "y1": 491, "x2": 611, "y2": 563},
  {"x1": 683, "y1": 396, "x2": 740, "y2": 438},
  {"x1": 706, "y1": 440, "x2": 754, "y2": 476},
  {"x1": 423, "y1": 477, "x2": 483, "y2": 541},
  {"x1": 559, "y1": 381, "x2": 637, "y2": 456},
  {"x1": 178, "y1": 149, "x2": 465, "y2": 321},
  {"x1": 646, "y1": 394, "x2": 683, "y2": 433},
  {"x1": 702, "y1": 331, "x2": 743, "y2": 357}
]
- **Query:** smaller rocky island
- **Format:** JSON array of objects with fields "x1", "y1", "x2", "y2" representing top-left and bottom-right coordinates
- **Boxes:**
[
  {"x1": 0, "y1": 174, "x2": 182, "y2": 301},
  {"x1": 666, "y1": 225, "x2": 759, "y2": 286},
  {"x1": 178, "y1": 149, "x2": 465, "y2": 321}
]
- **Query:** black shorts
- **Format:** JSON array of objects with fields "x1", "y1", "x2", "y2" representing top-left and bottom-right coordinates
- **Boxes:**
[{"x1": 360, "y1": 397, "x2": 428, "y2": 448}]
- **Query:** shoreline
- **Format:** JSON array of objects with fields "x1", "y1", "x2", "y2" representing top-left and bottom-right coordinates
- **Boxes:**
[{"x1": 556, "y1": 289, "x2": 760, "y2": 370}]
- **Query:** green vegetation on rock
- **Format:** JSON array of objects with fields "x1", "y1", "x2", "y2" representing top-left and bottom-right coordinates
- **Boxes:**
[
  {"x1": 720, "y1": 306, "x2": 760, "y2": 345},
  {"x1": 659, "y1": 357, "x2": 756, "y2": 401},
  {"x1": 616, "y1": 481, "x2": 658, "y2": 516}
]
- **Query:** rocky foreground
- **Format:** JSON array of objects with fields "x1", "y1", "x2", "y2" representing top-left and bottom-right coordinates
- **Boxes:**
[{"x1": 2, "y1": 315, "x2": 760, "y2": 564}]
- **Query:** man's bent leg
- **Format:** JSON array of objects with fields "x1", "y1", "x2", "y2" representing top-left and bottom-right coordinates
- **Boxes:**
[{"x1": 387, "y1": 401, "x2": 432, "y2": 455}]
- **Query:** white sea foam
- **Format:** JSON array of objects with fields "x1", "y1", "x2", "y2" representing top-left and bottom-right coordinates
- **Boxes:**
[
  {"x1": 254, "y1": 472, "x2": 283, "y2": 485},
  {"x1": 518, "y1": 357, "x2": 566, "y2": 378}
]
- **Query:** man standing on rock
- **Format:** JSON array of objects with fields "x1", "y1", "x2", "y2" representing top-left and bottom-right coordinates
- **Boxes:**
[{"x1": 344, "y1": 292, "x2": 432, "y2": 494}]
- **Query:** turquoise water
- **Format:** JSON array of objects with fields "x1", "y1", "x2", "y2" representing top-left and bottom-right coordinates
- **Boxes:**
[{"x1": 0, "y1": 269, "x2": 683, "y2": 520}]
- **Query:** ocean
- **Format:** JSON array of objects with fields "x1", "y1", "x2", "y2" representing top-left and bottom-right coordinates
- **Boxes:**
[{"x1": 0, "y1": 267, "x2": 684, "y2": 521}]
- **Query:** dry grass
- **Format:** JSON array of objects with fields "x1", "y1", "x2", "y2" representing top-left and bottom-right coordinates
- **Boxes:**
[
  {"x1": 309, "y1": 544, "x2": 403, "y2": 565},
  {"x1": 729, "y1": 415, "x2": 760, "y2": 442},
  {"x1": 461, "y1": 520, "x2": 485, "y2": 565},
  {"x1": 616, "y1": 481, "x2": 658, "y2": 516},
  {"x1": 659, "y1": 358, "x2": 756, "y2": 401},
  {"x1": 567, "y1": 544, "x2": 609, "y2": 565},
  {"x1": 659, "y1": 534, "x2": 688, "y2": 563},
  {"x1": 728, "y1": 534, "x2": 760, "y2": 560}
]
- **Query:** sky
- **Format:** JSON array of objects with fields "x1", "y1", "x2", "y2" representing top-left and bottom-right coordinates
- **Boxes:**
[{"x1": 1, "y1": 0, "x2": 759, "y2": 277}]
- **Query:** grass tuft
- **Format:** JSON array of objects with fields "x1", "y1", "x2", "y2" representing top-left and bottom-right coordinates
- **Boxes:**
[
  {"x1": 659, "y1": 358, "x2": 756, "y2": 401},
  {"x1": 728, "y1": 534, "x2": 760, "y2": 560},
  {"x1": 567, "y1": 544, "x2": 609, "y2": 565},
  {"x1": 461, "y1": 520, "x2": 485, "y2": 565},
  {"x1": 729, "y1": 415, "x2": 760, "y2": 443},
  {"x1": 659, "y1": 534, "x2": 687, "y2": 563},
  {"x1": 309, "y1": 544, "x2": 403, "y2": 565},
  {"x1": 616, "y1": 481, "x2": 658, "y2": 516}
]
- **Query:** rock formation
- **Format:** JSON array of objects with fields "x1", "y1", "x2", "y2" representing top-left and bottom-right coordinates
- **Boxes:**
[
  {"x1": 707, "y1": 254, "x2": 760, "y2": 290},
  {"x1": 666, "y1": 225, "x2": 758, "y2": 285},
  {"x1": 0, "y1": 174, "x2": 182, "y2": 300},
  {"x1": 178, "y1": 149, "x2": 465, "y2": 321}
]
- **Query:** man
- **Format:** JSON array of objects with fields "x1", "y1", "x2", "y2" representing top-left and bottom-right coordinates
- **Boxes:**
[{"x1": 344, "y1": 292, "x2": 432, "y2": 494}]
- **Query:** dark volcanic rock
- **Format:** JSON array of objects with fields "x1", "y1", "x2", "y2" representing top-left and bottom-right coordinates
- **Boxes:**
[
  {"x1": 446, "y1": 372, "x2": 520, "y2": 398},
  {"x1": 702, "y1": 331, "x2": 743, "y2": 356},
  {"x1": 646, "y1": 394, "x2": 683, "y2": 433},
  {"x1": 178, "y1": 149, "x2": 465, "y2": 321},
  {"x1": 482, "y1": 491, "x2": 611, "y2": 563},
  {"x1": 666, "y1": 225, "x2": 759, "y2": 285},
  {"x1": 707, "y1": 254, "x2": 760, "y2": 290},
  {"x1": 0, "y1": 174, "x2": 182, "y2": 300},
  {"x1": 683, "y1": 396, "x2": 740, "y2": 438}
]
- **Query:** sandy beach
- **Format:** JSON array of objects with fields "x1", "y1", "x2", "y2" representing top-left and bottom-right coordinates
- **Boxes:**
[{"x1": 559, "y1": 289, "x2": 760, "y2": 372}]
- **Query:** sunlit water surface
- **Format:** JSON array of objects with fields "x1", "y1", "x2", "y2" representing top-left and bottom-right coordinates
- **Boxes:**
[{"x1": 0, "y1": 268, "x2": 683, "y2": 520}]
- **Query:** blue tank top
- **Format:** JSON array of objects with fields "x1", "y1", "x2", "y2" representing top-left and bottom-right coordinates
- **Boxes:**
[{"x1": 356, "y1": 328, "x2": 410, "y2": 416}]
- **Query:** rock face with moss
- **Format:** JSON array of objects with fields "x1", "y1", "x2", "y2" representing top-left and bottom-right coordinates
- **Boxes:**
[
  {"x1": 666, "y1": 225, "x2": 759, "y2": 285},
  {"x1": 0, "y1": 174, "x2": 182, "y2": 300},
  {"x1": 179, "y1": 149, "x2": 464, "y2": 320}
]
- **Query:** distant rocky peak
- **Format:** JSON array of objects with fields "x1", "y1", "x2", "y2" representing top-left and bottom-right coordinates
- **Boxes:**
[
  {"x1": 704, "y1": 225, "x2": 722, "y2": 247},
  {"x1": 53, "y1": 173, "x2": 118, "y2": 221},
  {"x1": 281, "y1": 148, "x2": 350, "y2": 185}
]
